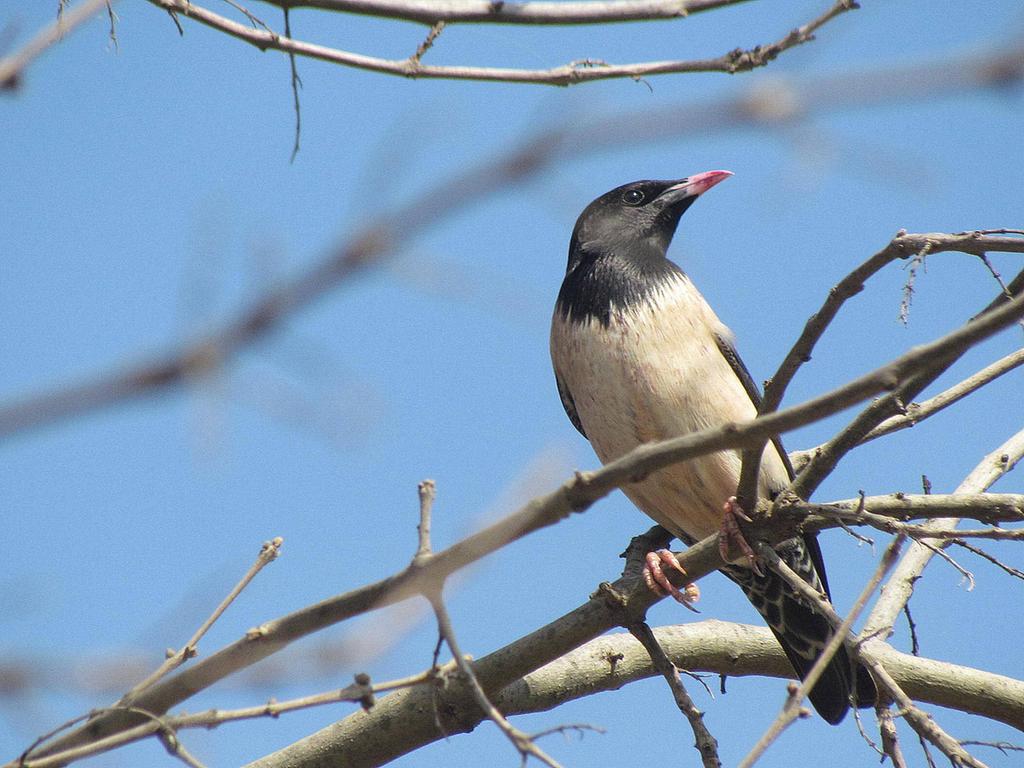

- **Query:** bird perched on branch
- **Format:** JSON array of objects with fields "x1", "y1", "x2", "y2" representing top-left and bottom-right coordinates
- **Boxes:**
[{"x1": 549, "y1": 171, "x2": 874, "y2": 723}]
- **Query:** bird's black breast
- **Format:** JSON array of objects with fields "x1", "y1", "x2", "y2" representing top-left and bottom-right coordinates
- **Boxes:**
[{"x1": 555, "y1": 246, "x2": 684, "y2": 328}]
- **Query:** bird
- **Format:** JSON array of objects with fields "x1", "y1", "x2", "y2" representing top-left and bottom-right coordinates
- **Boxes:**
[{"x1": 549, "y1": 171, "x2": 875, "y2": 724}]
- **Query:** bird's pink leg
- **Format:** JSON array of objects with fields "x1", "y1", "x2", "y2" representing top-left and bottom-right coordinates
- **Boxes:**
[
  {"x1": 719, "y1": 495, "x2": 764, "y2": 575},
  {"x1": 642, "y1": 550, "x2": 700, "y2": 611}
]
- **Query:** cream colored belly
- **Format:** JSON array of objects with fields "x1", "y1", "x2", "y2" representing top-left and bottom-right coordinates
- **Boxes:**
[{"x1": 551, "y1": 276, "x2": 788, "y2": 543}]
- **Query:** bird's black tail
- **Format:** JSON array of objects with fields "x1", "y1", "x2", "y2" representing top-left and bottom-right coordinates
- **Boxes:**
[{"x1": 725, "y1": 535, "x2": 876, "y2": 724}]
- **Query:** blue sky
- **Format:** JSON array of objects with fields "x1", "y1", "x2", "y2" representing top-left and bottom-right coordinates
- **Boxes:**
[{"x1": 3, "y1": 1, "x2": 1023, "y2": 766}]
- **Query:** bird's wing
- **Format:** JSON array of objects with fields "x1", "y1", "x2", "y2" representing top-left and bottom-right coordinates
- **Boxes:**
[
  {"x1": 554, "y1": 369, "x2": 587, "y2": 438},
  {"x1": 712, "y1": 331, "x2": 796, "y2": 481},
  {"x1": 713, "y1": 331, "x2": 834, "y2": 597}
]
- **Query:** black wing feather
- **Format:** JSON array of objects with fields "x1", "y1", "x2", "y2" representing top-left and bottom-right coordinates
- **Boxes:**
[
  {"x1": 714, "y1": 333, "x2": 873, "y2": 721},
  {"x1": 555, "y1": 371, "x2": 587, "y2": 438}
]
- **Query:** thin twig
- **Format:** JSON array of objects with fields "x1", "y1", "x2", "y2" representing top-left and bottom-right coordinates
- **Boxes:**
[
  {"x1": 789, "y1": 264, "x2": 1024, "y2": 507},
  {"x1": 628, "y1": 621, "x2": 720, "y2": 768},
  {"x1": 960, "y1": 740, "x2": 1024, "y2": 754},
  {"x1": 787, "y1": 491, "x2": 1024, "y2": 529},
  {"x1": 221, "y1": 0, "x2": 273, "y2": 30},
  {"x1": 409, "y1": 20, "x2": 444, "y2": 65},
  {"x1": 899, "y1": 238, "x2": 933, "y2": 325},
  {"x1": 851, "y1": 706, "x2": 884, "y2": 759},
  {"x1": 917, "y1": 540, "x2": 975, "y2": 589},
  {"x1": 0, "y1": 0, "x2": 113, "y2": 89},
  {"x1": 862, "y1": 425, "x2": 1024, "y2": 639},
  {"x1": 16, "y1": 673, "x2": 426, "y2": 768},
  {"x1": 415, "y1": 479, "x2": 436, "y2": 562},
  {"x1": 105, "y1": 1, "x2": 119, "y2": 51},
  {"x1": 120, "y1": 536, "x2": 284, "y2": 704},
  {"x1": 858, "y1": 658, "x2": 990, "y2": 768},
  {"x1": 863, "y1": 348, "x2": 1024, "y2": 442},
  {"x1": 953, "y1": 539, "x2": 1024, "y2": 581},
  {"x1": 740, "y1": 232, "x2": 1024, "y2": 514},
  {"x1": 903, "y1": 603, "x2": 920, "y2": 656},
  {"x1": 738, "y1": 535, "x2": 905, "y2": 768},
  {"x1": 878, "y1": 705, "x2": 909, "y2": 768},
  {"x1": 429, "y1": 594, "x2": 564, "y2": 768},
  {"x1": 157, "y1": 728, "x2": 208, "y2": 768},
  {"x1": 283, "y1": 7, "x2": 302, "y2": 162},
  {"x1": 918, "y1": 732, "x2": 939, "y2": 768}
]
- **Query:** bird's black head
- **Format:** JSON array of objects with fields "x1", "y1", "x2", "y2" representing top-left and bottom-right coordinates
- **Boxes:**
[
  {"x1": 556, "y1": 171, "x2": 732, "y2": 326},
  {"x1": 567, "y1": 171, "x2": 732, "y2": 272}
]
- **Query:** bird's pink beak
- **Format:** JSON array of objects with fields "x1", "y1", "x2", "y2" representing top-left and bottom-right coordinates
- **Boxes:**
[{"x1": 667, "y1": 170, "x2": 733, "y2": 198}]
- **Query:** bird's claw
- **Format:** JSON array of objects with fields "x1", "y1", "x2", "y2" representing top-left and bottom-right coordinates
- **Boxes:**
[
  {"x1": 720, "y1": 496, "x2": 765, "y2": 576},
  {"x1": 642, "y1": 549, "x2": 700, "y2": 611}
]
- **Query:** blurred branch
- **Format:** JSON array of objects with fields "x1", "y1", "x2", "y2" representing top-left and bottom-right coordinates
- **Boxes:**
[
  {"x1": 146, "y1": 0, "x2": 855, "y2": 85},
  {"x1": 0, "y1": 0, "x2": 113, "y2": 90},
  {"x1": 2, "y1": 41, "x2": 1022, "y2": 437}
]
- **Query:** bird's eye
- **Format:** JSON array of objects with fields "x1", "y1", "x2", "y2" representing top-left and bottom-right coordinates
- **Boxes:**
[{"x1": 621, "y1": 189, "x2": 645, "y2": 206}]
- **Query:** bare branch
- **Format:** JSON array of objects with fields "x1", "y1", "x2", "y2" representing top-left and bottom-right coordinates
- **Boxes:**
[
  {"x1": 952, "y1": 539, "x2": 1024, "y2": 581},
  {"x1": 628, "y1": 621, "x2": 721, "y2": 768},
  {"x1": 264, "y1": 0, "x2": 751, "y2": 25},
  {"x1": 862, "y1": 425, "x2": 1024, "y2": 640},
  {"x1": 850, "y1": 347, "x2": 1024, "y2": 444},
  {"x1": 0, "y1": 0, "x2": 113, "y2": 89},
  {"x1": 144, "y1": 0, "x2": 856, "y2": 85},
  {"x1": 738, "y1": 535, "x2": 903, "y2": 768},
  {"x1": 15, "y1": 672, "x2": 418, "y2": 768},
  {"x1": 739, "y1": 230, "x2": 1024, "y2": 513},
  {"x1": 859, "y1": 657, "x2": 990, "y2": 768},
  {"x1": 786, "y1": 492, "x2": 1024, "y2": 529},
  {"x1": 282, "y1": 7, "x2": 302, "y2": 162},
  {"x1": 408, "y1": 20, "x2": 444, "y2": 65},
  {"x1": 247, "y1": 625, "x2": 1024, "y2": 767},
  {"x1": 415, "y1": 479, "x2": 436, "y2": 562},
  {"x1": 878, "y1": 706, "x2": 909, "y2": 768},
  {"x1": 28, "y1": 272, "x2": 1024, "y2": 760},
  {"x1": 429, "y1": 594, "x2": 564, "y2": 768},
  {"x1": 119, "y1": 537, "x2": 284, "y2": 704}
]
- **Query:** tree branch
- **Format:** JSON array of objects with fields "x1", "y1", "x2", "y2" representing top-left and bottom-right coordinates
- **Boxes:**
[
  {"x1": 144, "y1": 0, "x2": 856, "y2": 85},
  {"x1": 0, "y1": 0, "x2": 113, "y2": 90},
  {"x1": 862, "y1": 425, "x2": 1024, "y2": 639},
  {"x1": 263, "y1": 0, "x2": 751, "y2": 25},
  {"x1": 248, "y1": 625, "x2": 1024, "y2": 767},
  {"x1": 27, "y1": 268, "x2": 1024, "y2": 759}
]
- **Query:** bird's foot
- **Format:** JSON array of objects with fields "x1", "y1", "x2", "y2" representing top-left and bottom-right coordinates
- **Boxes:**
[
  {"x1": 642, "y1": 549, "x2": 700, "y2": 611},
  {"x1": 719, "y1": 496, "x2": 765, "y2": 576}
]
